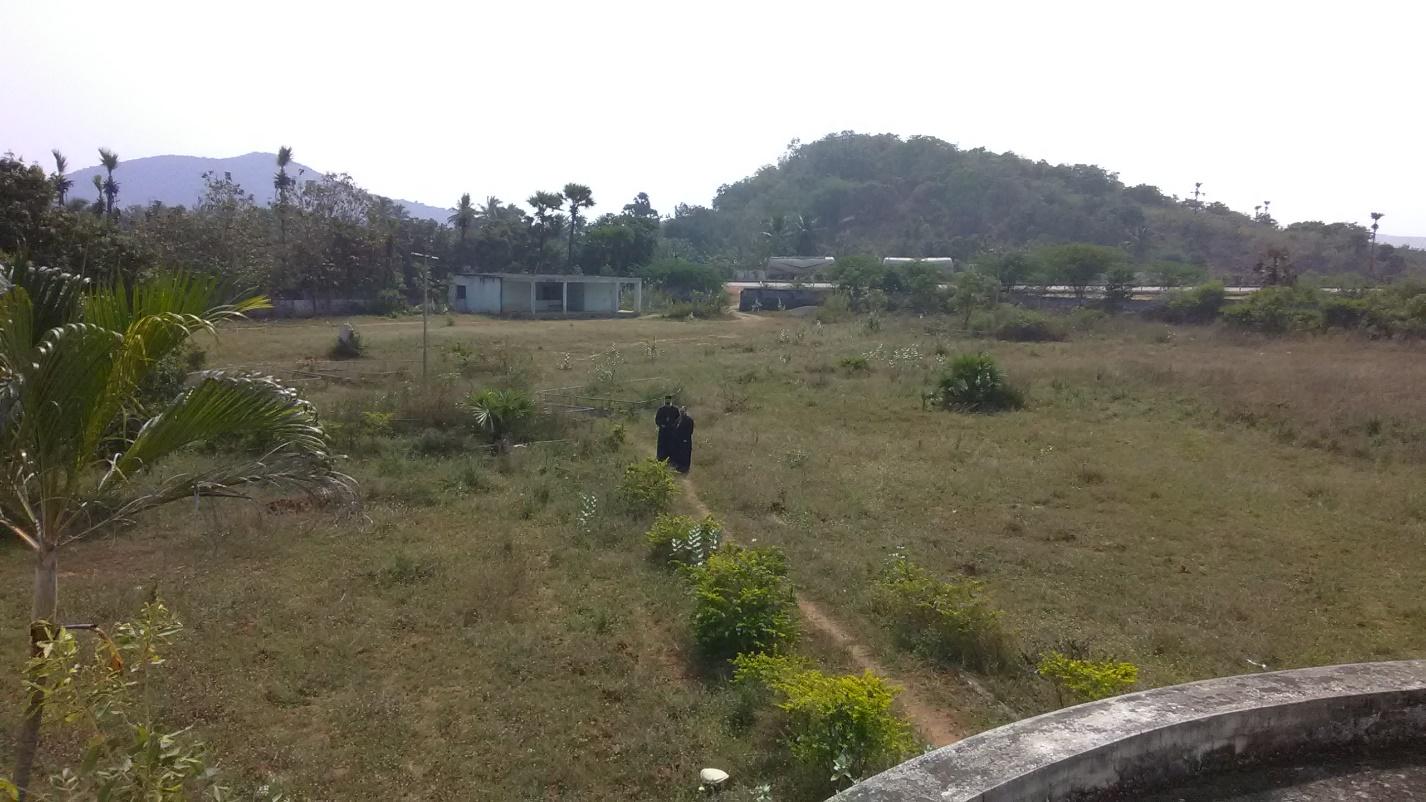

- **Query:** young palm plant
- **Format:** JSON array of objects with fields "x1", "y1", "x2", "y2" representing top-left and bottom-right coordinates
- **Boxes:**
[
  {"x1": 0, "y1": 263, "x2": 349, "y2": 798},
  {"x1": 465, "y1": 388, "x2": 535, "y2": 453}
]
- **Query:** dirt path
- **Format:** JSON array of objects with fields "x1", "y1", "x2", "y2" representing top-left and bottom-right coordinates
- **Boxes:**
[{"x1": 676, "y1": 475, "x2": 963, "y2": 747}]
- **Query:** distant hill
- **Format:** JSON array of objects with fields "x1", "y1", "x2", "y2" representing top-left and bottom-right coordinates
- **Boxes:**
[
  {"x1": 1380, "y1": 235, "x2": 1426, "y2": 251},
  {"x1": 673, "y1": 132, "x2": 1426, "y2": 279},
  {"x1": 66, "y1": 152, "x2": 449, "y2": 222}
]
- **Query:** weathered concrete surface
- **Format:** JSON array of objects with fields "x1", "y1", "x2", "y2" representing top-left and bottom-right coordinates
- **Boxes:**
[
  {"x1": 1141, "y1": 749, "x2": 1426, "y2": 800},
  {"x1": 830, "y1": 660, "x2": 1426, "y2": 802}
]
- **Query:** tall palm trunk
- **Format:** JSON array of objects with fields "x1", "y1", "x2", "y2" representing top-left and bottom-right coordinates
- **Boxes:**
[
  {"x1": 13, "y1": 542, "x2": 58, "y2": 801},
  {"x1": 567, "y1": 214, "x2": 577, "y2": 269}
]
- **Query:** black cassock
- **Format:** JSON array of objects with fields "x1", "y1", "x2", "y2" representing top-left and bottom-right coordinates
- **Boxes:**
[
  {"x1": 672, "y1": 414, "x2": 695, "y2": 473},
  {"x1": 655, "y1": 403, "x2": 680, "y2": 462}
]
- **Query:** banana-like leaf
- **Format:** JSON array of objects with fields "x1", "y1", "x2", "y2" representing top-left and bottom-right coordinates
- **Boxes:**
[{"x1": 111, "y1": 372, "x2": 332, "y2": 482}]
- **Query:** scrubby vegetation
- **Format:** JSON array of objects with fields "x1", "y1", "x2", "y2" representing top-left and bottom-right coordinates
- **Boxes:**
[
  {"x1": 933, "y1": 353, "x2": 1025, "y2": 412},
  {"x1": 618, "y1": 457, "x2": 679, "y2": 514},
  {"x1": 870, "y1": 554, "x2": 1013, "y2": 672},
  {"x1": 1037, "y1": 652, "x2": 1139, "y2": 703},
  {"x1": 688, "y1": 546, "x2": 798, "y2": 663},
  {"x1": 734, "y1": 654, "x2": 917, "y2": 788}
]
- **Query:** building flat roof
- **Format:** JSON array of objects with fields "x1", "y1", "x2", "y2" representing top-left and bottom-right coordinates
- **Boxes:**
[{"x1": 453, "y1": 273, "x2": 639, "y2": 283}]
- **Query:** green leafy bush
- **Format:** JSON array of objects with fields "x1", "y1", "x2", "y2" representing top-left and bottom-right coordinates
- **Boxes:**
[
  {"x1": 839, "y1": 354, "x2": 870, "y2": 373},
  {"x1": 733, "y1": 653, "x2": 917, "y2": 787},
  {"x1": 983, "y1": 307, "x2": 1068, "y2": 342},
  {"x1": 1156, "y1": 280, "x2": 1226, "y2": 323},
  {"x1": 645, "y1": 513, "x2": 723, "y2": 565},
  {"x1": 618, "y1": 457, "x2": 678, "y2": 514},
  {"x1": 933, "y1": 353, "x2": 1024, "y2": 412},
  {"x1": 815, "y1": 292, "x2": 853, "y2": 323},
  {"x1": 465, "y1": 388, "x2": 535, "y2": 447},
  {"x1": 1037, "y1": 651, "x2": 1139, "y2": 702},
  {"x1": 3, "y1": 600, "x2": 287, "y2": 801},
  {"x1": 688, "y1": 545, "x2": 798, "y2": 662},
  {"x1": 869, "y1": 554, "x2": 1013, "y2": 671},
  {"x1": 1222, "y1": 286, "x2": 1325, "y2": 333},
  {"x1": 661, "y1": 291, "x2": 727, "y2": 319}
]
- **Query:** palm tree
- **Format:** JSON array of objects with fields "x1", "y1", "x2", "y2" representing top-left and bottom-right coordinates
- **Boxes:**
[
  {"x1": 793, "y1": 214, "x2": 818, "y2": 255},
  {"x1": 762, "y1": 214, "x2": 788, "y2": 255},
  {"x1": 98, "y1": 148, "x2": 120, "y2": 216},
  {"x1": 50, "y1": 150, "x2": 71, "y2": 207},
  {"x1": 449, "y1": 193, "x2": 476, "y2": 242},
  {"x1": 561, "y1": 183, "x2": 594, "y2": 269},
  {"x1": 465, "y1": 388, "x2": 534, "y2": 453},
  {"x1": 89, "y1": 174, "x2": 105, "y2": 216},
  {"x1": 274, "y1": 146, "x2": 295, "y2": 244},
  {"x1": 0, "y1": 264, "x2": 348, "y2": 796},
  {"x1": 478, "y1": 195, "x2": 505, "y2": 223},
  {"x1": 528, "y1": 191, "x2": 564, "y2": 273}
]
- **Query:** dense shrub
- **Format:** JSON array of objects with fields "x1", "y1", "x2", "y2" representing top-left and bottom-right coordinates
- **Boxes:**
[
  {"x1": 1102, "y1": 265, "x2": 1138, "y2": 308},
  {"x1": 992, "y1": 305, "x2": 1072, "y2": 339},
  {"x1": 661, "y1": 291, "x2": 727, "y2": 319},
  {"x1": 869, "y1": 555, "x2": 1013, "y2": 671},
  {"x1": 617, "y1": 457, "x2": 678, "y2": 513},
  {"x1": 688, "y1": 545, "x2": 798, "y2": 662},
  {"x1": 645, "y1": 513, "x2": 722, "y2": 565},
  {"x1": 411, "y1": 427, "x2": 469, "y2": 457},
  {"x1": 1222, "y1": 286, "x2": 1325, "y2": 333},
  {"x1": 1156, "y1": 280, "x2": 1226, "y2": 323},
  {"x1": 815, "y1": 292, "x2": 853, "y2": 323},
  {"x1": 639, "y1": 258, "x2": 726, "y2": 300},
  {"x1": 733, "y1": 653, "x2": 917, "y2": 787},
  {"x1": 934, "y1": 353, "x2": 1024, "y2": 412},
  {"x1": 465, "y1": 388, "x2": 535, "y2": 448},
  {"x1": 1037, "y1": 651, "x2": 1139, "y2": 702}
]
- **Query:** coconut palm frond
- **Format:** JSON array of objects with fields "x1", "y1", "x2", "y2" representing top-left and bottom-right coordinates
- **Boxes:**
[{"x1": 112, "y1": 372, "x2": 334, "y2": 481}]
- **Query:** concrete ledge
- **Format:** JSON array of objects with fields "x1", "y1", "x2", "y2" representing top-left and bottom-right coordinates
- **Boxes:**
[{"x1": 830, "y1": 660, "x2": 1426, "y2": 802}]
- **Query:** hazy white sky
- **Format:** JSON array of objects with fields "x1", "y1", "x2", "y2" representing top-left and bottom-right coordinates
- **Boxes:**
[{"x1": 3, "y1": 0, "x2": 1422, "y2": 232}]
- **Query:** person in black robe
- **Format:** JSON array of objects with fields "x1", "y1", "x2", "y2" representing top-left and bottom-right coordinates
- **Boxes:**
[
  {"x1": 672, "y1": 407, "x2": 694, "y2": 474},
  {"x1": 655, "y1": 395, "x2": 679, "y2": 463}
]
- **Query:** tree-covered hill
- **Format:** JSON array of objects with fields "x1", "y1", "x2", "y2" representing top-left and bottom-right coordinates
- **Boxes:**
[{"x1": 667, "y1": 132, "x2": 1422, "y2": 280}]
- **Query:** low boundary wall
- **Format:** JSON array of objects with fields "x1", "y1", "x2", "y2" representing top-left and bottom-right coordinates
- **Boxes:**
[{"x1": 831, "y1": 660, "x2": 1426, "y2": 801}]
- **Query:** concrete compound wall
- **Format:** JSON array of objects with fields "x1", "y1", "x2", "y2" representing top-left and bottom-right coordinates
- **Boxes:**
[{"x1": 831, "y1": 660, "x2": 1426, "y2": 802}]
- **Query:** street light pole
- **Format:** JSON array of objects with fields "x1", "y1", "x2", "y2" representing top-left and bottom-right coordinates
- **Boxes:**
[{"x1": 411, "y1": 252, "x2": 441, "y2": 384}]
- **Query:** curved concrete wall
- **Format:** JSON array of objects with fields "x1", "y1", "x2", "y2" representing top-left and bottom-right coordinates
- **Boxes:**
[{"x1": 831, "y1": 660, "x2": 1426, "y2": 802}]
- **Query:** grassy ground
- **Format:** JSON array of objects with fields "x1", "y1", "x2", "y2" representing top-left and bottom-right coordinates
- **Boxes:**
[{"x1": 2, "y1": 309, "x2": 1425, "y2": 797}]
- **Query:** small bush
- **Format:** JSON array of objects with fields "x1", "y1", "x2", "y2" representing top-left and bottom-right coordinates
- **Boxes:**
[
  {"x1": 733, "y1": 653, "x2": 917, "y2": 787},
  {"x1": 688, "y1": 545, "x2": 798, "y2": 662},
  {"x1": 869, "y1": 554, "x2": 1013, "y2": 671},
  {"x1": 1037, "y1": 651, "x2": 1138, "y2": 702},
  {"x1": 839, "y1": 354, "x2": 871, "y2": 373},
  {"x1": 618, "y1": 458, "x2": 678, "y2": 514},
  {"x1": 370, "y1": 554, "x2": 438, "y2": 587},
  {"x1": 411, "y1": 427, "x2": 469, "y2": 457},
  {"x1": 662, "y1": 291, "x2": 727, "y2": 319},
  {"x1": 465, "y1": 388, "x2": 535, "y2": 448},
  {"x1": 1222, "y1": 285, "x2": 1325, "y2": 333},
  {"x1": 1156, "y1": 281, "x2": 1226, "y2": 323},
  {"x1": 329, "y1": 325, "x2": 365, "y2": 359},
  {"x1": 815, "y1": 292, "x2": 853, "y2": 323},
  {"x1": 934, "y1": 353, "x2": 1024, "y2": 413},
  {"x1": 645, "y1": 513, "x2": 723, "y2": 565},
  {"x1": 993, "y1": 308, "x2": 1066, "y2": 342}
]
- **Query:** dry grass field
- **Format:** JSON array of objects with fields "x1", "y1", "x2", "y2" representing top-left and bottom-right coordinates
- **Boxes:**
[{"x1": 2, "y1": 308, "x2": 1425, "y2": 799}]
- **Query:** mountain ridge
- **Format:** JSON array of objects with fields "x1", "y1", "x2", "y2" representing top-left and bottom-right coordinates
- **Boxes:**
[{"x1": 63, "y1": 152, "x2": 449, "y2": 222}]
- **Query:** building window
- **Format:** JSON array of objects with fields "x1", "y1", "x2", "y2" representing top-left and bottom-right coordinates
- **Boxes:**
[
  {"x1": 455, "y1": 285, "x2": 467, "y2": 300},
  {"x1": 536, "y1": 282, "x2": 562, "y2": 301}
]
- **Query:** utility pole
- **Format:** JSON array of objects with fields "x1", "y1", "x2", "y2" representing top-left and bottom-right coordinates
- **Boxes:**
[
  {"x1": 411, "y1": 252, "x2": 440, "y2": 383},
  {"x1": 1369, "y1": 212, "x2": 1384, "y2": 280}
]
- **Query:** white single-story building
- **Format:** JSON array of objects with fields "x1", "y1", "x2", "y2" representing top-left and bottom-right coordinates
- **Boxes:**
[{"x1": 448, "y1": 273, "x2": 642, "y2": 316}]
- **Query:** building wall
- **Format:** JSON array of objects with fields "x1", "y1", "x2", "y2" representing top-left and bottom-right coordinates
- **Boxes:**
[
  {"x1": 449, "y1": 275, "x2": 502, "y2": 314},
  {"x1": 500, "y1": 278, "x2": 533, "y2": 313},
  {"x1": 583, "y1": 282, "x2": 618, "y2": 313}
]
